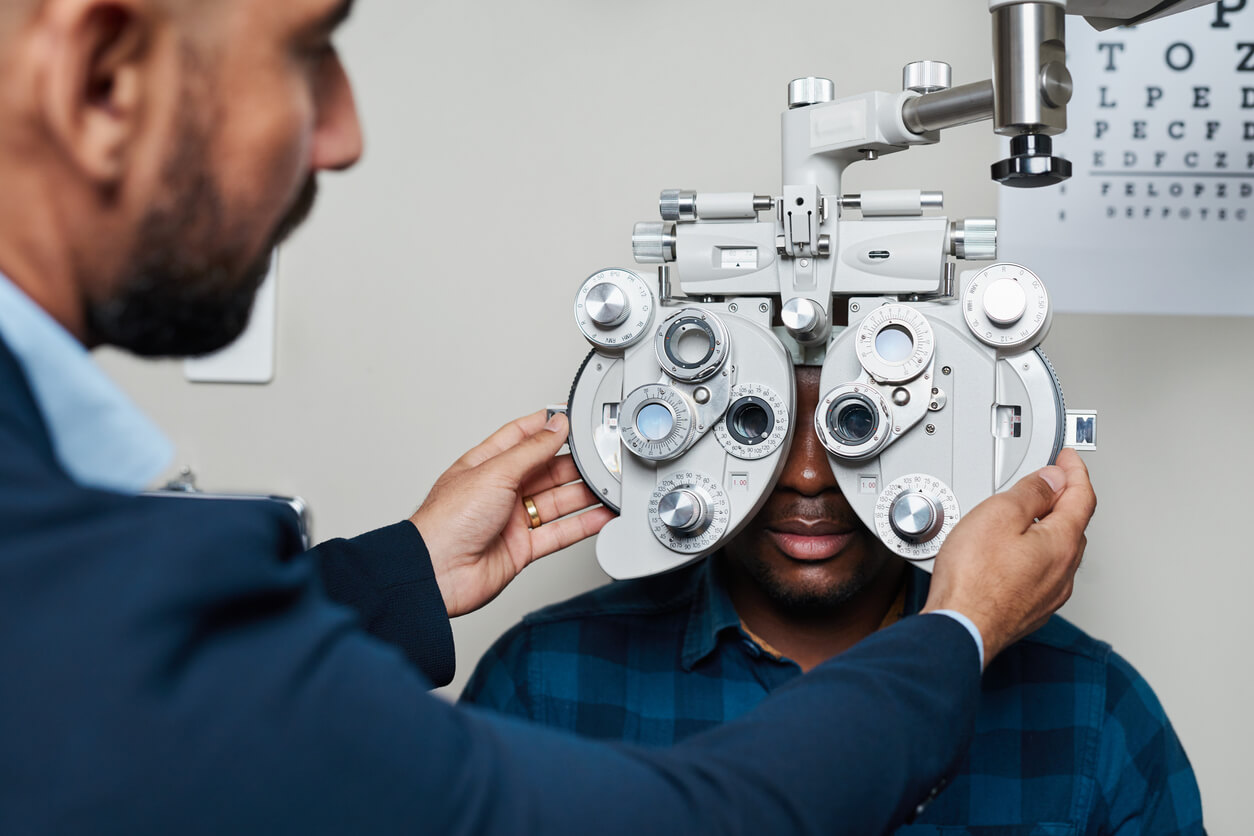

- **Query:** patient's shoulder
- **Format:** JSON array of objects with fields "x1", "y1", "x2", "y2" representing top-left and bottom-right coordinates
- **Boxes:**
[
  {"x1": 1017, "y1": 614, "x2": 1113, "y2": 662},
  {"x1": 521, "y1": 563, "x2": 703, "y2": 627}
]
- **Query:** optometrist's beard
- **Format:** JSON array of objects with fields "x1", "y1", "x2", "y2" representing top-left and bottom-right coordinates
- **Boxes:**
[{"x1": 84, "y1": 100, "x2": 318, "y2": 358}]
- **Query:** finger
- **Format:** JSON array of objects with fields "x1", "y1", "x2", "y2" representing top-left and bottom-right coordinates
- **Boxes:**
[
  {"x1": 1027, "y1": 498, "x2": 1094, "y2": 572},
  {"x1": 527, "y1": 481, "x2": 604, "y2": 524},
  {"x1": 519, "y1": 453, "x2": 583, "y2": 497},
  {"x1": 1032, "y1": 451, "x2": 1097, "y2": 543},
  {"x1": 1054, "y1": 448, "x2": 1097, "y2": 519},
  {"x1": 986, "y1": 463, "x2": 1068, "y2": 533},
  {"x1": 447, "y1": 410, "x2": 552, "y2": 475},
  {"x1": 483, "y1": 414, "x2": 571, "y2": 488},
  {"x1": 528, "y1": 506, "x2": 616, "y2": 560}
]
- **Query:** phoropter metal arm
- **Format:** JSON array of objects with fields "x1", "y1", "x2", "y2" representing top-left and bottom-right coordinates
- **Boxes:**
[{"x1": 896, "y1": 0, "x2": 1217, "y2": 188}]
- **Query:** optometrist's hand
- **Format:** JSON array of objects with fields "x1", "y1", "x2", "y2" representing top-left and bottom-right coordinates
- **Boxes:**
[
  {"x1": 923, "y1": 448, "x2": 1097, "y2": 666},
  {"x1": 409, "y1": 411, "x2": 614, "y2": 618}
]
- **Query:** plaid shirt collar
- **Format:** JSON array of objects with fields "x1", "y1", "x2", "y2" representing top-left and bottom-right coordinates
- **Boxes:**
[
  {"x1": 679, "y1": 555, "x2": 934, "y2": 671},
  {"x1": 680, "y1": 558, "x2": 745, "y2": 671}
]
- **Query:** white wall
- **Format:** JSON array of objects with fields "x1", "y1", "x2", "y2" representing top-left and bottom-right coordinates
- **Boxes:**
[{"x1": 98, "y1": 0, "x2": 1250, "y2": 829}]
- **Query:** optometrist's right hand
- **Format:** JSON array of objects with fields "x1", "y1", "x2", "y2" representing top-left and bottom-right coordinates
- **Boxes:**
[{"x1": 923, "y1": 448, "x2": 1097, "y2": 666}]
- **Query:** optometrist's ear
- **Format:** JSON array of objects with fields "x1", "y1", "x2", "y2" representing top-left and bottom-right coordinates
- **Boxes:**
[{"x1": 39, "y1": 0, "x2": 160, "y2": 187}]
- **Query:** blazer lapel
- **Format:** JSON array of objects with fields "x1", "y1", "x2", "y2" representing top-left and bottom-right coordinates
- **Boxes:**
[{"x1": 0, "y1": 332, "x2": 60, "y2": 469}]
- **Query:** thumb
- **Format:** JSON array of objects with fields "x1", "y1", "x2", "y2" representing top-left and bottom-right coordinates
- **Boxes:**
[
  {"x1": 998, "y1": 463, "x2": 1068, "y2": 529},
  {"x1": 483, "y1": 413, "x2": 569, "y2": 486}
]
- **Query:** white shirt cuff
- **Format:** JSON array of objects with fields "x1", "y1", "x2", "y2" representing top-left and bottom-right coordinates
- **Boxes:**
[{"x1": 931, "y1": 610, "x2": 985, "y2": 671}]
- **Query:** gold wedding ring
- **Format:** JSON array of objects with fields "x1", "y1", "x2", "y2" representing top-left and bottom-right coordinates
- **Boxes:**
[{"x1": 523, "y1": 496, "x2": 543, "y2": 530}]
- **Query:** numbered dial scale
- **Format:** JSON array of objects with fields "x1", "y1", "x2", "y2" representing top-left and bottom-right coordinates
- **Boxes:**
[
  {"x1": 647, "y1": 473, "x2": 731, "y2": 553},
  {"x1": 574, "y1": 269, "x2": 656, "y2": 351},
  {"x1": 714, "y1": 384, "x2": 790, "y2": 461},
  {"x1": 619, "y1": 384, "x2": 697, "y2": 462},
  {"x1": 962, "y1": 263, "x2": 1051, "y2": 350},
  {"x1": 874, "y1": 473, "x2": 961, "y2": 560},
  {"x1": 856, "y1": 304, "x2": 935, "y2": 384}
]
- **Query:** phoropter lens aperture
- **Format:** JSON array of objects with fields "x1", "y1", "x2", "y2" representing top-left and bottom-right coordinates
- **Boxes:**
[
  {"x1": 663, "y1": 319, "x2": 717, "y2": 369},
  {"x1": 874, "y1": 324, "x2": 914, "y2": 364},
  {"x1": 726, "y1": 396, "x2": 775, "y2": 446},
  {"x1": 830, "y1": 395, "x2": 878, "y2": 445}
]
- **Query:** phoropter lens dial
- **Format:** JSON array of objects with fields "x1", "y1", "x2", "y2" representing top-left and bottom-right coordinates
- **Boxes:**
[
  {"x1": 874, "y1": 473, "x2": 960, "y2": 560},
  {"x1": 656, "y1": 489, "x2": 709, "y2": 533},
  {"x1": 648, "y1": 473, "x2": 730, "y2": 553},
  {"x1": 619, "y1": 384, "x2": 697, "y2": 461},
  {"x1": 654, "y1": 309, "x2": 730, "y2": 383},
  {"x1": 889, "y1": 492, "x2": 944, "y2": 543},
  {"x1": 855, "y1": 304, "x2": 935, "y2": 384},
  {"x1": 815, "y1": 383, "x2": 894, "y2": 461},
  {"x1": 574, "y1": 268, "x2": 656, "y2": 351},
  {"x1": 714, "y1": 383, "x2": 790, "y2": 461},
  {"x1": 961, "y1": 262, "x2": 1051, "y2": 351}
]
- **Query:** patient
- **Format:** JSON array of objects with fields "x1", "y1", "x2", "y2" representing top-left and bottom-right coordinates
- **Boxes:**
[{"x1": 463, "y1": 367, "x2": 1205, "y2": 834}]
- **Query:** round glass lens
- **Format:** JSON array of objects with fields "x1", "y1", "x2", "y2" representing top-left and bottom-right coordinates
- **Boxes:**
[
  {"x1": 832, "y1": 400, "x2": 877, "y2": 444},
  {"x1": 636, "y1": 403, "x2": 675, "y2": 441},
  {"x1": 875, "y1": 324, "x2": 914, "y2": 364}
]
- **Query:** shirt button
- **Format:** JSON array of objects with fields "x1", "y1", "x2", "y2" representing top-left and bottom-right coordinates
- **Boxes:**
[
  {"x1": 742, "y1": 640, "x2": 761, "y2": 657},
  {"x1": 912, "y1": 777, "x2": 949, "y2": 818}
]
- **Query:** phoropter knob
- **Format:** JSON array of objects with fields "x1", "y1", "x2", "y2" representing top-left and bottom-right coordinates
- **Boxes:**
[
  {"x1": 992, "y1": 134, "x2": 1072, "y2": 189},
  {"x1": 788, "y1": 77, "x2": 835, "y2": 110},
  {"x1": 982, "y1": 278, "x2": 1027, "y2": 326},
  {"x1": 781, "y1": 297, "x2": 827, "y2": 344},
  {"x1": 949, "y1": 218, "x2": 998, "y2": 261},
  {"x1": 584, "y1": 282, "x2": 630, "y2": 328},
  {"x1": 903, "y1": 61, "x2": 952, "y2": 94},
  {"x1": 889, "y1": 492, "x2": 945, "y2": 544},
  {"x1": 574, "y1": 268, "x2": 655, "y2": 351},
  {"x1": 659, "y1": 190, "x2": 698, "y2": 222},
  {"x1": 657, "y1": 489, "x2": 709, "y2": 534},
  {"x1": 633, "y1": 222, "x2": 677, "y2": 264}
]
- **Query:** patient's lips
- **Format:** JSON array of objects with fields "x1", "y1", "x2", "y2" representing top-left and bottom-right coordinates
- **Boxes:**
[{"x1": 766, "y1": 518, "x2": 854, "y2": 562}]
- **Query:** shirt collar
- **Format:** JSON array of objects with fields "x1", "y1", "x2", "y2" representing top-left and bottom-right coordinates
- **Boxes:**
[
  {"x1": 680, "y1": 557, "x2": 934, "y2": 670},
  {"x1": 0, "y1": 272, "x2": 172, "y2": 492},
  {"x1": 680, "y1": 558, "x2": 747, "y2": 671}
]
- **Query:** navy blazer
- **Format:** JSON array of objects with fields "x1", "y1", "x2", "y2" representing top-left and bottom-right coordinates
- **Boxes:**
[{"x1": 0, "y1": 333, "x2": 981, "y2": 835}]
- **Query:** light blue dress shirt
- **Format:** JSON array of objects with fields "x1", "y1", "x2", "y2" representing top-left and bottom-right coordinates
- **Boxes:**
[{"x1": 0, "y1": 272, "x2": 172, "y2": 493}]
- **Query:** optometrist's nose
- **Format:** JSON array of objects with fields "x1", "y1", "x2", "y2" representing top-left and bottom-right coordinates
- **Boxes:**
[{"x1": 311, "y1": 53, "x2": 363, "y2": 172}]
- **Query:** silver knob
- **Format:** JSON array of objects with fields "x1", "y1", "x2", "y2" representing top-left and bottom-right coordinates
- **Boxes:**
[
  {"x1": 584, "y1": 282, "x2": 630, "y2": 328},
  {"x1": 781, "y1": 297, "x2": 827, "y2": 344},
  {"x1": 890, "y1": 492, "x2": 945, "y2": 543},
  {"x1": 658, "y1": 489, "x2": 708, "y2": 533},
  {"x1": 659, "y1": 190, "x2": 698, "y2": 222},
  {"x1": 903, "y1": 61, "x2": 952, "y2": 94},
  {"x1": 950, "y1": 218, "x2": 998, "y2": 261},
  {"x1": 632, "y1": 221, "x2": 678, "y2": 264},
  {"x1": 788, "y1": 77, "x2": 835, "y2": 110},
  {"x1": 1040, "y1": 61, "x2": 1074, "y2": 108},
  {"x1": 982, "y1": 278, "x2": 1027, "y2": 326}
]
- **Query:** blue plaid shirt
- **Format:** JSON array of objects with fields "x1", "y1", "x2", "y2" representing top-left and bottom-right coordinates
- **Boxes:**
[{"x1": 462, "y1": 559, "x2": 1205, "y2": 834}]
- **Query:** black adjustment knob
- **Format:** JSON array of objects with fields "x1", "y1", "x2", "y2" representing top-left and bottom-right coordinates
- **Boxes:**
[{"x1": 991, "y1": 134, "x2": 1071, "y2": 188}]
